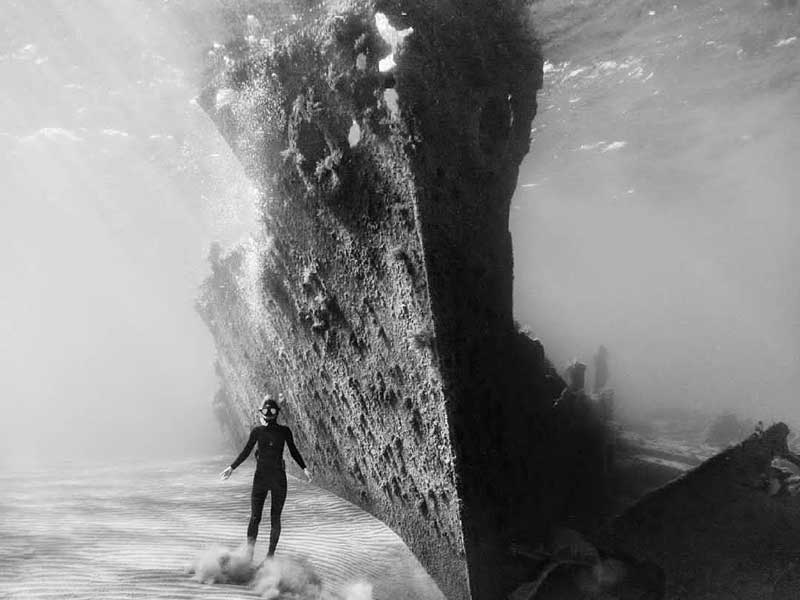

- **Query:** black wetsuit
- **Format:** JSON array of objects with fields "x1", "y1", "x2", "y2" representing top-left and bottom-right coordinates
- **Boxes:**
[{"x1": 229, "y1": 422, "x2": 307, "y2": 555}]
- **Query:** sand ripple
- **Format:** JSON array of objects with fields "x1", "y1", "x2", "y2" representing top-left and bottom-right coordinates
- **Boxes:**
[{"x1": 0, "y1": 457, "x2": 443, "y2": 600}]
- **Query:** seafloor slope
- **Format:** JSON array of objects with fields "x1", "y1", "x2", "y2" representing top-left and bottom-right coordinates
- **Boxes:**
[
  {"x1": 0, "y1": 456, "x2": 443, "y2": 600},
  {"x1": 195, "y1": 1, "x2": 576, "y2": 599}
]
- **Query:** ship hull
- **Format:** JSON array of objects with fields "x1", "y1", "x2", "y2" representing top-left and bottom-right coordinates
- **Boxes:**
[{"x1": 196, "y1": 2, "x2": 568, "y2": 598}]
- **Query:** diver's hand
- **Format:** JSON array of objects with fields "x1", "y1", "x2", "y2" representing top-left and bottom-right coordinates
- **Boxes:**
[
  {"x1": 303, "y1": 468, "x2": 313, "y2": 483},
  {"x1": 220, "y1": 466, "x2": 233, "y2": 480}
]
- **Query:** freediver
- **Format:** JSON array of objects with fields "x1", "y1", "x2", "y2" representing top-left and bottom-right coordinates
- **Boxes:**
[{"x1": 220, "y1": 394, "x2": 312, "y2": 559}]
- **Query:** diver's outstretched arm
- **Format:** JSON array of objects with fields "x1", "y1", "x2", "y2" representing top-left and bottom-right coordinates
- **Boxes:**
[
  {"x1": 286, "y1": 428, "x2": 312, "y2": 482},
  {"x1": 220, "y1": 429, "x2": 258, "y2": 480}
]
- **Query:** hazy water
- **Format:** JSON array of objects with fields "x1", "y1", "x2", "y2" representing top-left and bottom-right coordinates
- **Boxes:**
[
  {"x1": 513, "y1": 0, "x2": 800, "y2": 424},
  {"x1": 0, "y1": 1, "x2": 260, "y2": 464},
  {"x1": 0, "y1": 456, "x2": 444, "y2": 600}
]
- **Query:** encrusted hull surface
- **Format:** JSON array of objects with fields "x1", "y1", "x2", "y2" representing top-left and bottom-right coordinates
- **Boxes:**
[{"x1": 196, "y1": 2, "x2": 564, "y2": 598}]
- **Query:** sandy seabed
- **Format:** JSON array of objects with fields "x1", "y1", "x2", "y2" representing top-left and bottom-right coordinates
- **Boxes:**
[{"x1": 0, "y1": 456, "x2": 443, "y2": 600}]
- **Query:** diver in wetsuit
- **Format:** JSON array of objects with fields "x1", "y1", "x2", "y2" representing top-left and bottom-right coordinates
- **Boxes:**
[{"x1": 220, "y1": 395, "x2": 312, "y2": 558}]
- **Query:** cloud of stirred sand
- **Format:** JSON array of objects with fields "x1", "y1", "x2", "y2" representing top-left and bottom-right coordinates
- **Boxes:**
[{"x1": 189, "y1": 544, "x2": 373, "y2": 600}]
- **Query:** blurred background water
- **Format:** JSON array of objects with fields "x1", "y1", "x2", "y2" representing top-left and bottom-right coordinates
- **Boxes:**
[{"x1": 514, "y1": 0, "x2": 800, "y2": 425}]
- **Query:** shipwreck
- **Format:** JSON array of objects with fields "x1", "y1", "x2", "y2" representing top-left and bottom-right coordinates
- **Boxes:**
[
  {"x1": 597, "y1": 423, "x2": 800, "y2": 599},
  {"x1": 194, "y1": 1, "x2": 577, "y2": 598},
  {"x1": 194, "y1": 1, "x2": 800, "y2": 598}
]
